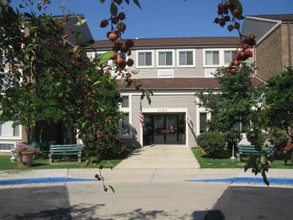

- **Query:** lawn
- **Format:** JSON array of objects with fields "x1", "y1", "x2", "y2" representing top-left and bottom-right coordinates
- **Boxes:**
[
  {"x1": 0, "y1": 149, "x2": 133, "y2": 170},
  {"x1": 192, "y1": 147, "x2": 293, "y2": 169}
]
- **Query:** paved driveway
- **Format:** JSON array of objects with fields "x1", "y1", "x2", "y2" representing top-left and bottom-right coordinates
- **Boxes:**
[{"x1": 1, "y1": 145, "x2": 293, "y2": 219}]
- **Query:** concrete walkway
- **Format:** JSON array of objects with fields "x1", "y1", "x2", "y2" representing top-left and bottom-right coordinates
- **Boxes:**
[{"x1": 115, "y1": 145, "x2": 200, "y2": 169}]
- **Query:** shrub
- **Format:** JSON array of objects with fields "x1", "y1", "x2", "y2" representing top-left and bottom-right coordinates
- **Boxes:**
[{"x1": 196, "y1": 131, "x2": 226, "y2": 157}]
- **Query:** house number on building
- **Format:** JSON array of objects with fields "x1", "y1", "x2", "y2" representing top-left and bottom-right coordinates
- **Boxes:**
[{"x1": 158, "y1": 108, "x2": 168, "y2": 112}]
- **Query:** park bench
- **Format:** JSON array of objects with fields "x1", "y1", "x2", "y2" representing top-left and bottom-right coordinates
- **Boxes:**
[
  {"x1": 238, "y1": 144, "x2": 274, "y2": 161},
  {"x1": 49, "y1": 144, "x2": 83, "y2": 164}
]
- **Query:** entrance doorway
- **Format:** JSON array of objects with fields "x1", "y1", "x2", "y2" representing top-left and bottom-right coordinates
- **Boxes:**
[{"x1": 143, "y1": 114, "x2": 186, "y2": 145}]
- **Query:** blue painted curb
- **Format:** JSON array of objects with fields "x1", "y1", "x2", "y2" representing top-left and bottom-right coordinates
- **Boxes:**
[
  {"x1": 187, "y1": 177, "x2": 293, "y2": 185},
  {"x1": 0, "y1": 177, "x2": 96, "y2": 186}
]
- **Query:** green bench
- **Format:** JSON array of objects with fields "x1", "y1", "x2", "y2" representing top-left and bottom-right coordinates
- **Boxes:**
[
  {"x1": 238, "y1": 144, "x2": 273, "y2": 161},
  {"x1": 49, "y1": 144, "x2": 83, "y2": 164}
]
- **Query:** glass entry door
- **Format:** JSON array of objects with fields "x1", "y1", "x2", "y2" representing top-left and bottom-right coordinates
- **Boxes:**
[{"x1": 143, "y1": 114, "x2": 185, "y2": 145}]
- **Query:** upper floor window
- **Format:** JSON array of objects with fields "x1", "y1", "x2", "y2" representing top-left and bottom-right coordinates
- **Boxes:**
[
  {"x1": 137, "y1": 50, "x2": 154, "y2": 68},
  {"x1": 205, "y1": 50, "x2": 220, "y2": 66},
  {"x1": 224, "y1": 50, "x2": 235, "y2": 65},
  {"x1": 177, "y1": 50, "x2": 195, "y2": 67},
  {"x1": 157, "y1": 50, "x2": 175, "y2": 67}
]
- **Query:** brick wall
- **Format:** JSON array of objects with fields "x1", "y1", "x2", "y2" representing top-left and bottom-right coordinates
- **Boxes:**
[
  {"x1": 256, "y1": 23, "x2": 293, "y2": 81},
  {"x1": 281, "y1": 22, "x2": 293, "y2": 68},
  {"x1": 256, "y1": 26, "x2": 283, "y2": 80}
]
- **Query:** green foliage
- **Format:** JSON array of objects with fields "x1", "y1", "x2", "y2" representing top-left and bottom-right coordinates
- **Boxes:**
[
  {"x1": 267, "y1": 129, "x2": 288, "y2": 148},
  {"x1": 0, "y1": 3, "x2": 122, "y2": 161},
  {"x1": 264, "y1": 66, "x2": 293, "y2": 143},
  {"x1": 246, "y1": 130, "x2": 268, "y2": 148},
  {"x1": 196, "y1": 131, "x2": 226, "y2": 157},
  {"x1": 192, "y1": 147, "x2": 292, "y2": 169}
]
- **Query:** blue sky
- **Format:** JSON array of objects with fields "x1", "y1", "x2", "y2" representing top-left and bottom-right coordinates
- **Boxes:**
[{"x1": 13, "y1": 0, "x2": 293, "y2": 40}]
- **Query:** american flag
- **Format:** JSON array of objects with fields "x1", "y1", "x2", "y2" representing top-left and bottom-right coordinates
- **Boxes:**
[{"x1": 139, "y1": 100, "x2": 144, "y2": 127}]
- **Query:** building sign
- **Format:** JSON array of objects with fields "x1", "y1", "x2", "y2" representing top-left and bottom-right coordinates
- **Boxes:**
[{"x1": 158, "y1": 108, "x2": 168, "y2": 112}]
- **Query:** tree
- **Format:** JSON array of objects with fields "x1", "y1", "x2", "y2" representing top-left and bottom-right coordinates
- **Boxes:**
[
  {"x1": 264, "y1": 67, "x2": 293, "y2": 162},
  {"x1": 197, "y1": 63, "x2": 261, "y2": 153},
  {"x1": 0, "y1": 2, "x2": 125, "y2": 162}
]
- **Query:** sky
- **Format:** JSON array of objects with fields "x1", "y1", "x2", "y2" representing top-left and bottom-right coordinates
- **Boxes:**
[{"x1": 13, "y1": 0, "x2": 293, "y2": 40}]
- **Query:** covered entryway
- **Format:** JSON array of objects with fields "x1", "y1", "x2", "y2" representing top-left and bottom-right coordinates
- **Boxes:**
[{"x1": 143, "y1": 113, "x2": 186, "y2": 146}]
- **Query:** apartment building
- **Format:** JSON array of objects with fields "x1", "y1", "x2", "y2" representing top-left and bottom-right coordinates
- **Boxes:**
[
  {"x1": 87, "y1": 14, "x2": 293, "y2": 148},
  {"x1": 88, "y1": 36, "x2": 261, "y2": 148},
  {"x1": 1, "y1": 14, "x2": 291, "y2": 152}
]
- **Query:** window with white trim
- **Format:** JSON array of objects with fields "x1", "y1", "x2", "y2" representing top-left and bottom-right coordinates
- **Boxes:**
[
  {"x1": 205, "y1": 50, "x2": 220, "y2": 66},
  {"x1": 137, "y1": 50, "x2": 154, "y2": 68},
  {"x1": 121, "y1": 95, "x2": 129, "y2": 108},
  {"x1": 199, "y1": 112, "x2": 208, "y2": 133},
  {"x1": 157, "y1": 50, "x2": 174, "y2": 67},
  {"x1": 177, "y1": 50, "x2": 195, "y2": 67},
  {"x1": 224, "y1": 50, "x2": 235, "y2": 65},
  {"x1": 204, "y1": 49, "x2": 238, "y2": 68}
]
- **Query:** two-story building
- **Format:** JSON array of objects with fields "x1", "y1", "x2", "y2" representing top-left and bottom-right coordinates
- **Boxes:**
[
  {"x1": 88, "y1": 36, "x2": 261, "y2": 148},
  {"x1": 88, "y1": 13, "x2": 293, "y2": 148}
]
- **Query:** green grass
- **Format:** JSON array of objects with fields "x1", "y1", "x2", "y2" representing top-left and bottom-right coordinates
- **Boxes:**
[
  {"x1": 0, "y1": 149, "x2": 134, "y2": 170},
  {"x1": 192, "y1": 147, "x2": 293, "y2": 169}
]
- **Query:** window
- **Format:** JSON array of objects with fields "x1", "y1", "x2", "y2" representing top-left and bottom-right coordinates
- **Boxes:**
[
  {"x1": 0, "y1": 121, "x2": 20, "y2": 137},
  {"x1": 157, "y1": 50, "x2": 174, "y2": 67},
  {"x1": 121, "y1": 96, "x2": 129, "y2": 108},
  {"x1": 0, "y1": 142, "x2": 15, "y2": 150},
  {"x1": 177, "y1": 50, "x2": 195, "y2": 67},
  {"x1": 205, "y1": 50, "x2": 220, "y2": 66},
  {"x1": 224, "y1": 50, "x2": 235, "y2": 65},
  {"x1": 120, "y1": 113, "x2": 131, "y2": 136},
  {"x1": 137, "y1": 50, "x2": 154, "y2": 68},
  {"x1": 199, "y1": 113, "x2": 208, "y2": 133}
]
